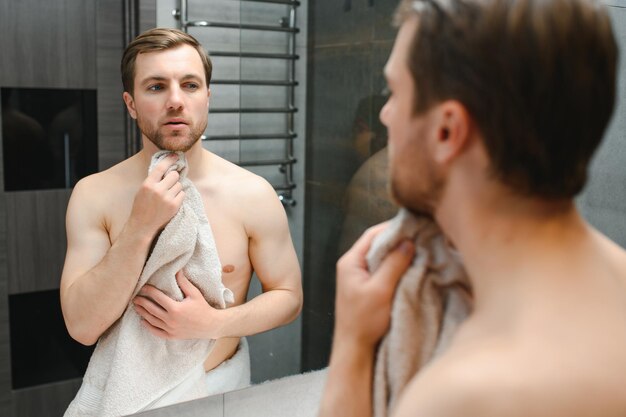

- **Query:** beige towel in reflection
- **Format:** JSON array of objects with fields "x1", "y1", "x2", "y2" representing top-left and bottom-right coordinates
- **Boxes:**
[
  {"x1": 368, "y1": 209, "x2": 472, "y2": 417},
  {"x1": 65, "y1": 151, "x2": 234, "y2": 417}
]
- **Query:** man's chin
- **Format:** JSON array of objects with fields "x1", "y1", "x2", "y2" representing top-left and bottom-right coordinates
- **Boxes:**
[
  {"x1": 391, "y1": 184, "x2": 436, "y2": 218},
  {"x1": 154, "y1": 136, "x2": 199, "y2": 152}
]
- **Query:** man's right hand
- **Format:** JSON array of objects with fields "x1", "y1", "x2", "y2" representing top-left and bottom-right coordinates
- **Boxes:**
[
  {"x1": 128, "y1": 154, "x2": 186, "y2": 238},
  {"x1": 319, "y1": 224, "x2": 414, "y2": 417},
  {"x1": 334, "y1": 223, "x2": 415, "y2": 351}
]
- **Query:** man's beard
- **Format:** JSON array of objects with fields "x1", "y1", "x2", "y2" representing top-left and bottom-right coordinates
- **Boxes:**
[
  {"x1": 389, "y1": 155, "x2": 442, "y2": 219},
  {"x1": 137, "y1": 115, "x2": 207, "y2": 152}
]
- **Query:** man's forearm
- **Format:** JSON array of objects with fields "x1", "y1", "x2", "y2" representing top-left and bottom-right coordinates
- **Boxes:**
[
  {"x1": 212, "y1": 287, "x2": 302, "y2": 339},
  {"x1": 319, "y1": 339, "x2": 375, "y2": 417},
  {"x1": 62, "y1": 227, "x2": 154, "y2": 345}
]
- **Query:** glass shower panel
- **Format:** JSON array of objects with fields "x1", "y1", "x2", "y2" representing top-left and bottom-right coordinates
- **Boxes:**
[{"x1": 302, "y1": 0, "x2": 398, "y2": 371}]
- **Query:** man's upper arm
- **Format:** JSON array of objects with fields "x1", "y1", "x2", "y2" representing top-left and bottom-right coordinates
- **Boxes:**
[
  {"x1": 245, "y1": 178, "x2": 302, "y2": 295},
  {"x1": 60, "y1": 178, "x2": 112, "y2": 299}
]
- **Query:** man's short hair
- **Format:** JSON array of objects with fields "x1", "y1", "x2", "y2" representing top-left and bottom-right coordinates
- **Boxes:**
[
  {"x1": 121, "y1": 28, "x2": 212, "y2": 95},
  {"x1": 395, "y1": 0, "x2": 618, "y2": 198}
]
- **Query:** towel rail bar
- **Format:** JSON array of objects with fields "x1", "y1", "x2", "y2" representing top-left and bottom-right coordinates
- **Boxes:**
[
  {"x1": 185, "y1": 21, "x2": 298, "y2": 33},
  {"x1": 239, "y1": 157, "x2": 296, "y2": 167},
  {"x1": 208, "y1": 51, "x2": 299, "y2": 60},
  {"x1": 202, "y1": 133, "x2": 297, "y2": 141},
  {"x1": 212, "y1": 79, "x2": 298, "y2": 87},
  {"x1": 273, "y1": 183, "x2": 296, "y2": 192},
  {"x1": 210, "y1": 107, "x2": 297, "y2": 114},
  {"x1": 241, "y1": 0, "x2": 300, "y2": 5}
]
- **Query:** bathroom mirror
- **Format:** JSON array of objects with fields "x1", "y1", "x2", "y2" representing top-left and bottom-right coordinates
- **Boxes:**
[{"x1": 0, "y1": 0, "x2": 625, "y2": 416}]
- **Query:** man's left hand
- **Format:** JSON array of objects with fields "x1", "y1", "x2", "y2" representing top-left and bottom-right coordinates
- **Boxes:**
[{"x1": 133, "y1": 270, "x2": 223, "y2": 340}]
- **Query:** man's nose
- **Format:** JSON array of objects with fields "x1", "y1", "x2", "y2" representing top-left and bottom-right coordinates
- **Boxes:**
[
  {"x1": 379, "y1": 100, "x2": 389, "y2": 126},
  {"x1": 166, "y1": 85, "x2": 184, "y2": 111}
]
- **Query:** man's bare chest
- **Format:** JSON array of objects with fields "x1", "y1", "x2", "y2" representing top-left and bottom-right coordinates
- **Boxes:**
[{"x1": 106, "y1": 192, "x2": 252, "y2": 284}]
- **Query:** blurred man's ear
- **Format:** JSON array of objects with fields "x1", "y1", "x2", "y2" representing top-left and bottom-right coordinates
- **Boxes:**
[
  {"x1": 432, "y1": 100, "x2": 472, "y2": 164},
  {"x1": 122, "y1": 91, "x2": 137, "y2": 119}
]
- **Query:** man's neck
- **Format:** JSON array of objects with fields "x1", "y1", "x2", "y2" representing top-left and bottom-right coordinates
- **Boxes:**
[{"x1": 436, "y1": 187, "x2": 589, "y2": 321}]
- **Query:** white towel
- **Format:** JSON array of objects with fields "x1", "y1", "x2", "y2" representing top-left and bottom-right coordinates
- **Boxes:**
[
  {"x1": 368, "y1": 209, "x2": 472, "y2": 417},
  {"x1": 65, "y1": 150, "x2": 234, "y2": 417},
  {"x1": 204, "y1": 337, "x2": 251, "y2": 396}
]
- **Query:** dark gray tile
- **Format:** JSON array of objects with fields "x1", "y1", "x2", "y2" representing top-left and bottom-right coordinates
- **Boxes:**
[
  {"x1": 307, "y1": 44, "x2": 373, "y2": 184},
  {"x1": 139, "y1": 0, "x2": 157, "y2": 33},
  {"x1": 302, "y1": 182, "x2": 344, "y2": 370},
  {"x1": 0, "y1": 400, "x2": 10, "y2": 417},
  {"x1": 0, "y1": 279, "x2": 9, "y2": 402},
  {"x1": 312, "y1": 0, "x2": 375, "y2": 46},
  {"x1": 373, "y1": 0, "x2": 401, "y2": 42},
  {"x1": 248, "y1": 319, "x2": 302, "y2": 384}
]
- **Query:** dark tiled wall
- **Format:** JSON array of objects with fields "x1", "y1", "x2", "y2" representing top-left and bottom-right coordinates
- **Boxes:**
[{"x1": 303, "y1": 0, "x2": 398, "y2": 371}]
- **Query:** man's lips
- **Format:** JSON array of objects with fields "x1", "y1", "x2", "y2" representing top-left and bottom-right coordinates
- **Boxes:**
[{"x1": 163, "y1": 118, "x2": 188, "y2": 126}]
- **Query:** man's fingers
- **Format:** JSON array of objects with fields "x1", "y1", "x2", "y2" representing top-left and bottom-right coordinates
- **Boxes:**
[
  {"x1": 165, "y1": 181, "x2": 184, "y2": 199},
  {"x1": 341, "y1": 222, "x2": 390, "y2": 265},
  {"x1": 138, "y1": 285, "x2": 173, "y2": 311},
  {"x1": 176, "y1": 270, "x2": 199, "y2": 298},
  {"x1": 148, "y1": 154, "x2": 179, "y2": 181},
  {"x1": 160, "y1": 170, "x2": 181, "y2": 190},
  {"x1": 134, "y1": 304, "x2": 167, "y2": 329},
  {"x1": 134, "y1": 295, "x2": 167, "y2": 319},
  {"x1": 371, "y1": 239, "x2": 415, "y2": 295},
  {"x1": 140, "y1": 318, "x2": 170, "y2": 339}
]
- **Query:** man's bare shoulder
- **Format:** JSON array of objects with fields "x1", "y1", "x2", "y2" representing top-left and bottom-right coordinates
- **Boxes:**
[
  {"x1": 592, "y1": 226, "x2": 626, "y2": 279},
  {"x1": 394, "y1": 340, "x2": 626, "y2": 417},
  {"x1": 199, "y1": 150, "x2": 285, "y2": 231},
  {"x1": 393, "y1": 345, "x2": 527, "y2": 417},
  {"x1": 68, "y1": 157, "x2": 141, "y2": 226},
  {"x1": 72, "y1": 157, "x2": 140, "y2": 198},
  {"x1": 204, "y1": 151, "x2": 279, "y2": 202}
]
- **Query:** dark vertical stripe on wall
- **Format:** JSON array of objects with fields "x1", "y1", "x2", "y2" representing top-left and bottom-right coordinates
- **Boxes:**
[
  {"x1": 123, "y1": 0, "x2": 157, "y2": 157},
  {"x1": 124, "y1": 0, "x2": 141, "y2": 156},
  {"x1": 138, "y1": 0, "x2": 158, "y2": 33},
  {"x1": 0, "y1": 89, "x2": 11, "y2": 413},
  {"x1": 97, "y1": 0, "x2": 128, "y2": 169}
]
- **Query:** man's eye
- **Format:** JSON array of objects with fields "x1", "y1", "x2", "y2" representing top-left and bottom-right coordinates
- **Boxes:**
[
  {"x1": 185, "y1": 83, "x2": 199, "y2": 90},
  {"x1": 148, "y1": 85, "x2": 163, "y2": 91}
]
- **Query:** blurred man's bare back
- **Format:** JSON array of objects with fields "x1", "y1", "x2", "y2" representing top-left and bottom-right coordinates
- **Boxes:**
[{"x1": 395, "y1": 219, "x2": 626, "y2": 417}]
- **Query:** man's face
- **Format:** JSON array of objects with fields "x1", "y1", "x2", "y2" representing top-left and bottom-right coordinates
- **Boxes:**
[
  {"x1": 123, "y1": 44, "x2": 210, "y2": 152},
  {"x1": 380, "y1": 17, "x2": 443, "y2": 216}
]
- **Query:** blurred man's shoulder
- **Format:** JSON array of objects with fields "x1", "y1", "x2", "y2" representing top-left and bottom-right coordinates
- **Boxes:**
[{"x1": 394, "y1": 333, "x2": 626, "y2": 417}]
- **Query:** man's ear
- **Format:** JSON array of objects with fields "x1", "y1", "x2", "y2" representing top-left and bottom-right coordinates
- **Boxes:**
[
  {"x1": 432, "y1": 100, "x2": 472, "y2": 164},
  {"x1": 207, "y1": 88, "x2": 211, "y2": 109},
  {"x1": 122, "y1": 91, "x2": 137, "y2": 119}
]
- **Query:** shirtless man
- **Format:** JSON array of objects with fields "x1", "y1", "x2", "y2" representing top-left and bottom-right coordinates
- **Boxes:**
[
  {"x1": 60, "y1": 28, "x2": 302, "y2": 390},
  {"x1": 320, "y1": 1, "x2": 626, "y2": 416}
]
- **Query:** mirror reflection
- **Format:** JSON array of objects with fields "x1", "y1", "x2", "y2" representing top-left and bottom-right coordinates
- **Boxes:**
[{"x1": 0, "y1": 0, "x2": 624, "y2": 416}]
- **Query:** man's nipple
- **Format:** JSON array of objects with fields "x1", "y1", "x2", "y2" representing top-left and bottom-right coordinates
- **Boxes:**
[{"x1": 222, "y1": 264, "x2": 235, "y2": 273}]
